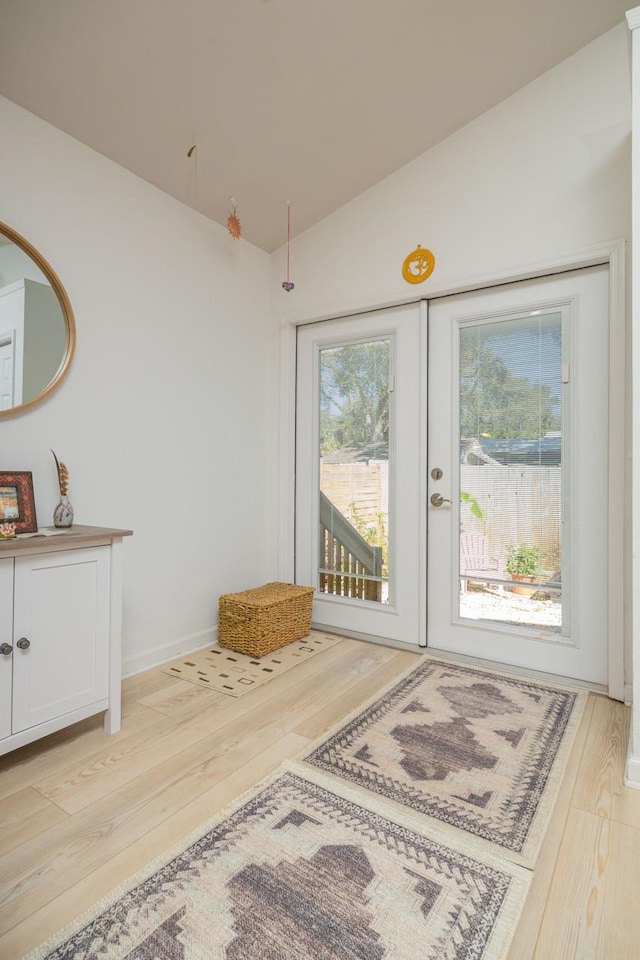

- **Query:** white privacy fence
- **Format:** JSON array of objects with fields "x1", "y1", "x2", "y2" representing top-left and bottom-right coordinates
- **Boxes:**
[{"x1": 461, "y1": 465, "x2": 562, "y2": 573}]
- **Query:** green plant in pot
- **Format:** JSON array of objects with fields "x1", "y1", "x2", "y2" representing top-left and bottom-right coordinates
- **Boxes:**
[{"x1": 506, "y1": 544, "x2": 543, "y2": 593}]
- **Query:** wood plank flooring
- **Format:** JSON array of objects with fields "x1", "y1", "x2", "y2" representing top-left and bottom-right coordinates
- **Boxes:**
[{"x1": 0, "y1": 637, "x2": 638, "y2": 959}]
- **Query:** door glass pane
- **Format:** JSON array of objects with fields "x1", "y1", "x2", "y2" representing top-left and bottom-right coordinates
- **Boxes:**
[
  {"x1": 458, "y1": 310, "x2": 565, "y2": 633},
  {"x1": 318, "y1": 339, "x2": 390, "y2": 603}
]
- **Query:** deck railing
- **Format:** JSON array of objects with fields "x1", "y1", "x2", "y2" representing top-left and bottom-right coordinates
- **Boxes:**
[{"x1": 318, "y1": 491, "x2": 383, "y2": 601}]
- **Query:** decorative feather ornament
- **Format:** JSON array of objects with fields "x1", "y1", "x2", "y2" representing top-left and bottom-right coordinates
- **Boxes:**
[{"x1": 51, "y1": 449, "x2": 70, "y2": 496}]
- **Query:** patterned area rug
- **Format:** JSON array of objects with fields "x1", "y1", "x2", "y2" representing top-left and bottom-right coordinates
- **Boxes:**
[
  {"x1": 161, "y1": 631, "x2": 342, "y2": 697},
  {"x1": 24, "y1": 768, "x2": 530, "y2": 960},
  {"x1": 303, "y1": 656, "x2": 586, "y2": 867}
]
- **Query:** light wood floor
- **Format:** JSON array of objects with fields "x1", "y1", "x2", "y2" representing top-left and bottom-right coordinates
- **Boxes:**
[{"x1": 1, "y1": 636, "x2": 639, "y2": 959}]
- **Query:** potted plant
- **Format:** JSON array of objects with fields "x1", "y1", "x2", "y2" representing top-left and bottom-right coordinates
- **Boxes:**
[{"x1": 506, "y1": 545, "x2": 543, "y2": 595}]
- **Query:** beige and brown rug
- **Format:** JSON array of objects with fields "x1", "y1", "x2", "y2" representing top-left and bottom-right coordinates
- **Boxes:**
[
  {"x1": 303, "y1": 656, "x2": 586, "y2": 868},
  {"x1": 23, "y1": 767, "x2": 530, "y2": 960},
  {"x1": 162, "y1": 631, "x2": 342, "y2": 697}
]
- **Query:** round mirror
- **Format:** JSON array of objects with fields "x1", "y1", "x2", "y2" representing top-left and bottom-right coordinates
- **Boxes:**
[{"x1": 0, "y1": 220, "x2": 75, "y2": 416}]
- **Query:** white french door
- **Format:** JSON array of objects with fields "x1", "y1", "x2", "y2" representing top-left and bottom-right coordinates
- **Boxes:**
[
  {"x1": 293, "y1": 265, "x2": 613, "y2": 686},
  {"x1": 295, "y1": 304, "x2": 426, "y2": 644},
  {"x1": 428, "y1": 266, "x2": 609, "y2": 685}
]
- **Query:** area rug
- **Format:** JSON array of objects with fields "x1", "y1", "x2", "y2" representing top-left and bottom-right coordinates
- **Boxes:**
[
  {"x1": 161, "y1": 631, "x2": 342, "y2": 697},
  {"x1": 23, "y1": 767, "x2": 530, "y2": 960},
  {"x1": 303, "y1": 656, "x2": 586, "y2": 867}
]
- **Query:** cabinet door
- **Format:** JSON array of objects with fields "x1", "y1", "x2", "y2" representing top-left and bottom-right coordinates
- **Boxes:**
[
  {"x1": 0, "y1": 558, "x2": 13, "y2": 740},
  {"x1": 12, "y1": 546, "x2": 110, "y2": 733}
]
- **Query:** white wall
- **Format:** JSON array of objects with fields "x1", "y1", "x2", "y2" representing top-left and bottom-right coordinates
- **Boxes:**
[
  {"x1": 0, "y1": 95, "x2": 279, "y2": 674},
  {"x1": 22, "y1": 280, "x2": 66, "y2": 403},
  {"x1": 272, "y1": 24, "x2": 630, "y2": 317},
  {"x1": 625, "y1": 6, "x2": 640, "y2": 788},
  {"x1": 0, "y1": 242, "x2": 48, "y2": 287}
]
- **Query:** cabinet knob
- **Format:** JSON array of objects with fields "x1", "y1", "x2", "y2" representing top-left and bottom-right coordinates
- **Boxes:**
[
  {"x1": 0, "y1": 643, "x2": 12, "y2": 656},
  {"x1": 16, "y1": 637, "x2": 30, "y2": 650}
]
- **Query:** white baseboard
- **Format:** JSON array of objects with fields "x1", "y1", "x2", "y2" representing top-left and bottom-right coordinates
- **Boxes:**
[
  {"x1": 625, "y1": 745, "x2": 640, "y2": 789},
  {"x1": 123, "y1": 626, "x2": 218, "y2": 678}
]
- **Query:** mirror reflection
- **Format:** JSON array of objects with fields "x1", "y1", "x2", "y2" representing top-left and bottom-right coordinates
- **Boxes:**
[{"x1": 0, "y1": 223, "x2": 74, "y2": 415}]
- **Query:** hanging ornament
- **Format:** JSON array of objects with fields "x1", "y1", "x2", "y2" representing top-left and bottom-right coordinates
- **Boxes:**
[
  {"x1": 282, "y1": 201, "x2": 295, "y2": 291},
  {"x1": 402, "y1": 244, "x2": 435, "y2": 284},
  {"x1": 186, "y1": 139, "x2": 199, "y2": 203},
  {"x1": 227, "y1": 197, "x2": 242, "y2": 240}
]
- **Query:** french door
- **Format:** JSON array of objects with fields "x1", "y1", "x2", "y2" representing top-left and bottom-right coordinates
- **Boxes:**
[
  {"x1": 428, "y1": 265, "x2": 609, "y2": 685},
  {"x1": 294, "y1": 265, "x2": 612, "y2": 686},
  {"x1": 295, "y1": 305, "x2": 426, "y2": 644}
]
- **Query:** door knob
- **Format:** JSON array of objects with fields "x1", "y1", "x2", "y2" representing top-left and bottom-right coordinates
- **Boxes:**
[
  {"x1": 0, "y1": 643, "x2": 12, "y2": 656},
  {"x1": 16, "y1": 637, "x2": 30, "y2": 650},
  {"x1": 430, "y1": 493, "x2": 452, "y2": 508}
]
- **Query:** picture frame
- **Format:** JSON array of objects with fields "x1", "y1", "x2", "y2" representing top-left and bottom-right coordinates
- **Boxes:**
[{"x1": 0, "y1": 471, "x2": 38, "y2": 535}]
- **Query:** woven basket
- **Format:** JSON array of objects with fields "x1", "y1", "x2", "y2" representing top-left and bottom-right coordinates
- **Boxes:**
[{"x1": 218, "y1": 581, "x2": 315, "y2": 657}]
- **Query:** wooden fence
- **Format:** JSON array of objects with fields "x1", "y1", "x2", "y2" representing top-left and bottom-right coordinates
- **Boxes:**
[
  {"x1": 318, "y1": 492, "x2": 383, "y2": 601},
  {"x1": 320, "y1": 460, "x2": 388, "y2": 528}
]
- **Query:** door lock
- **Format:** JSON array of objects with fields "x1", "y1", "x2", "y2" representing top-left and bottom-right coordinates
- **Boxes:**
[
  {"x1": 430, "y1": 467, "x2": 443, "y2": 480},
  {"x1": 430, "y1": 492, "x2": 452, "y2": 508}
]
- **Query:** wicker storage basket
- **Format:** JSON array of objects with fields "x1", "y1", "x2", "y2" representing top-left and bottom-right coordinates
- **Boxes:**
[{"x1": 218, "y1": 581, "x2": 315, "y2": 657}]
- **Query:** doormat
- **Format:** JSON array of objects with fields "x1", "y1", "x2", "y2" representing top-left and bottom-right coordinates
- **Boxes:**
[
  {"x1": 161, "y1": 631, "x2": 343, "y2": 697},
  {"x1": 302, "y1": 655, "x2": 586, "y2": 868},
  {"x1": 23, "y1": 766, "x2": 530, "y2": 960}
]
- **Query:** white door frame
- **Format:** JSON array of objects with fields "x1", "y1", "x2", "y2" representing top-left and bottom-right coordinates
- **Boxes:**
[{"x1": 277, "y1": 239, "x2": 625, "y2": 699}]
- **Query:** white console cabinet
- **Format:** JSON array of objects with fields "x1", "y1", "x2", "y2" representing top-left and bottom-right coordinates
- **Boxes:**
[{"x1": 0, "y1": 525, "x2": 132, "y2": 756}]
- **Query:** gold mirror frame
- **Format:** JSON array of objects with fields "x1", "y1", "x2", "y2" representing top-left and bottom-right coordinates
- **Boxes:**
[{"x1": 0, "y1": 220, "x2": 76, "y2": 417}]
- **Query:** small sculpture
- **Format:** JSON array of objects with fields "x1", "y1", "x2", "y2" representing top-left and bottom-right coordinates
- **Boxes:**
[{"x1": 51, "y1": 450, "x2": 74, "y2": 528}]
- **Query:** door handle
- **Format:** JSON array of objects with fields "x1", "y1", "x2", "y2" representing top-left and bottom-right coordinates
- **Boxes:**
[
  {"x1": 0, "y1": 643, "x2": 12, "y2": 656},
  {"x1": 430, "y1": 493, "x2": 452, "y2": 508}
]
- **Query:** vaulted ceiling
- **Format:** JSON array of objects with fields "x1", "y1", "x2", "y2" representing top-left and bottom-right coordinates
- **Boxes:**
[{"x1": 0, "y1": 0, "x2": 630, "y2": 250}]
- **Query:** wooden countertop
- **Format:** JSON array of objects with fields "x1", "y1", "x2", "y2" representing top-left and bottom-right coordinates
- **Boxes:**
[{"x1": 0, "y1": 524, "x2": 133, "y2": 556}]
